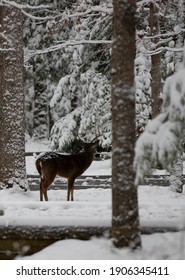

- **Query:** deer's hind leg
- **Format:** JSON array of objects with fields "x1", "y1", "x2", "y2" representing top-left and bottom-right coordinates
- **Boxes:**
[
  {"x1": 39, "y1": 178, "x2": 44, "y2": 201},
  {"x1": 67, "y1": 177, "x2": 75, "y2": 201},
  {"x1": 39, "y1": 173, "x2": 56, "y2": 201},
  {"x1": 39, "y1": 177, "x2": 49, "y2": 201}
]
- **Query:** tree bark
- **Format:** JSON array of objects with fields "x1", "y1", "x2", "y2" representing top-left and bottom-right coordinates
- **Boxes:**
[
  {"x1": 170, "y1": 149, "x2": 183, "y2": 193},
  {"x1": 0, "y1": 3, "x2": 27, "y2": 188},
  {"x1": 149, "y1": 2, "x2": 162, "y2": 118},
  {"x1": 169, "y1": 0, "x2": 185, "y2": 194},
  {"x1": 111, "y1": 0, "x2": 141, "y2": 248},
  {"x1": 32, "y1": 81, "x2": 49, "y2": 140}
]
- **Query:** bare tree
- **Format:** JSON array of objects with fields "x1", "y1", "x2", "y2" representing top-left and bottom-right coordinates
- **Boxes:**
[
  {"x1": 0, "y1": 2, "x2": 27, "y2": 188},
  {"x1": 111, "y1": 0, "x2": 141, "y2": 248}
]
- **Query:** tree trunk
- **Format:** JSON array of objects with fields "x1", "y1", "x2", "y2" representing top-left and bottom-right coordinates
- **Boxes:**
[
  {"x1": 33, "y1": 81, "x2": 49, "y2": 140},
  {"x1": 0, "y1": 3, "x2": 27, "y2": 189},
  {"x1": 170, "y1": 0, "x2": 185, "y2": 194},
  {"x1": 170, "y1": 149, "x2": 183, "y2": 193},
  {"x1": 174, "y1": 0, "x2": 185, "y2": 71},
  {"x1": 111, "y1": 0, "x2": 141, "y2": 249},
  {"x1": 149, "y1": 2, "x2": 162, "y2": 118}
]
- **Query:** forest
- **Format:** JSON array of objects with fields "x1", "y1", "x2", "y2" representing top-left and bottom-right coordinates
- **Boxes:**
[
  {"x1": 0, "y1": 0, "x2": 185, "y2": 262},
  {"x1": 1, "y1": 0, "x2": 184, "y2": 151},
  {"x1": 22, "y1": 0, "x2": 184, "y2": 152}
]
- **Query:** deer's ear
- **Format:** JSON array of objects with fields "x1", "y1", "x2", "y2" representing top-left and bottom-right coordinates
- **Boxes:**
[
  {"x1": 77, "y1": 137, "x2": 85, "y2": 147},
  {"x1": 93, "y1": 139, "x2": 99, "y2": 145}
]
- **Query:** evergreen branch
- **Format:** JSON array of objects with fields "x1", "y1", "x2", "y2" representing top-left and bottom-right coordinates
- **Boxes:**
[
  {"x1": 1, "y1": 0, "x2": 51, "y2": 10},
  {"x1": 1, "y1": 0, "x2": 57, "y2": 21}
]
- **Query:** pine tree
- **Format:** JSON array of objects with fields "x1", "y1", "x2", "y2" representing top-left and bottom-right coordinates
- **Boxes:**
[
  {"x1": 135, "y1": 33, "x2": 151, "y2": 135},
  {"x1": 135, "y1": 52, "x2": 185, "y2": 186},
  {"x1": 50, "y1": 70, "x2": 111, "y2": 152},
  {"x1": 24, "y1": 0, "x2": 112, "y2": 147},
  {"x1": 24, "y1": 0, "x2": 69, "y2": 139}
]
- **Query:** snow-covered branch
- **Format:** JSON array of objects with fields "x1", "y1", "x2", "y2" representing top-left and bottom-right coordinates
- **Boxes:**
[
  {"x1": 0, "y1": 47, "x2": 14, "y2": 52},
  {"x1": 141, "y1": 28, "x2": 185, "y2": 55},
  {"x1": 144, "y1": 30, "x2": 185, "y2": 40},
  {"x1": 65, "y1": 5, "x2": 113, "y2": 19},
  {"x1": 0, "y1": 31, "x2": 14, "y2": 52},
  {"x1": 1, "y1": 0, "x2": 51, "y2": 10},
  {"x1": 0, "y1": 31, "x2": 12, "y2": 44},
  {"x1": 0, "y1": 0, "x2": 57, "y2": 21},
  {"x1": 144, "y1": 46, "x2": 183, "y2": 56},
  {"x1": 25, "y1": 40, "x2": 112, "y2": 62},
  {"x1": 55, "y1": 39, "x2": 112, "y2": 46},
  {"x1": 21, "y1": 9, "x2": 55, "y2": 21}
]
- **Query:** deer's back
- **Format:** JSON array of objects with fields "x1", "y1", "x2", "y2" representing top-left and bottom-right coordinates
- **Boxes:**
[{"x1": 37, "y1": 152, "x2": 93, "y2": 179}]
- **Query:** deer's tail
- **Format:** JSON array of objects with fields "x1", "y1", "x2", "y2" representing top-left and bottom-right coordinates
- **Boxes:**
[{"x1": 35, "y1": 159, "x2": 42, "y2": 177}]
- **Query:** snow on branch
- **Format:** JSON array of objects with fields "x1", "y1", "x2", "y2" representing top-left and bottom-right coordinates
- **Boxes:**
[
  {"x1": 144, "y1": 46, "x2": 184, "y2": 56},
  {"x1": 0, "y1": 0, "x2": 56, "y2": 21},
  {"x1": 1, "y1": 1, "x2": 112, "y2": 23},
  {"x1": 21, "y1": 9, "x2": 55, "y2": 21},
  {"x1": 142, "y1": 29, "x2": 185, "y2": 56},
  {"x1": 65, "y1": 5, "x2": 113, "y2": 19},
  {"x1": 55, "y1": 39, "x2": 112, "y2": 46},
  {"x1": 0, "y1": 47, "x2": 14, "y2": 52},
  {"x1": 0, "y1": 31, "x2": 12, "y2": 44},
  {"x1": 1, "y1": 0, "x2": 51, "y2": 10},
  {"x1": 134, "y1": 65, "x2": 185, "y2": 185},
  {"x1": 144, "y1": 29, "x2": 185, "y2": 41},
  {"x1": 24, "y1": 40, "x2": 112, "y2": 62},
  {"x1": 0, "y1": 31, "x2": 14, "y2": 52}
]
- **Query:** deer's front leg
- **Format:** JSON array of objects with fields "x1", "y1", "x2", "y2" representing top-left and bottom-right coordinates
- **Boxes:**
[{"x1": 67, "y1": 177, "x2": 75, "y2": 201}]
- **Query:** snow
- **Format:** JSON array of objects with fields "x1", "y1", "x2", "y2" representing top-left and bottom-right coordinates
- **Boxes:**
[
  {"x1": 1, "y1": 138, "x2": 185, "y2": 259},
  {"x1": 1, "y1": 183, "x2": 185, "y2": 231},
  {"x1": 16, "y1": 232, "x2": 185, "y2": 260}
]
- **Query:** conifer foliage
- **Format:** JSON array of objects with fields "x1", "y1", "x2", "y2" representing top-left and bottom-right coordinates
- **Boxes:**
[
  {"x1": 24, "y1": 0, "x2": 112, "y2": 150},
  {"x1": 135, "y1": 60, "x2": 185, "y2": 185}
]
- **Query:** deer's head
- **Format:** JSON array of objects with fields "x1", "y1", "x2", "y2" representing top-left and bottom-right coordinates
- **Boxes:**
[
  {"x1": 77, "y1": 130, "x2": 101, "y2": 154},
  {"x1": 77, "y1": 138, "x2": 99, "y2": 153}
]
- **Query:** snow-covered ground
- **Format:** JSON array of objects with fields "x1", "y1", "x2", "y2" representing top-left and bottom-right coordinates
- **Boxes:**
[{"x1": 0, "y1": 138, "x2": 185, "y2": 259}]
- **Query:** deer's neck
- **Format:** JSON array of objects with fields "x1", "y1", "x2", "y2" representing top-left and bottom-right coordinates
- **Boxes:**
[{"x1": 82, "y1": 150, "x2": 94, "y2": 166}]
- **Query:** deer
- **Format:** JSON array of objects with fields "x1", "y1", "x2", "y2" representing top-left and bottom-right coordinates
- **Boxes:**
[{"x1": 35, "y1": 136, "x2": 99, "y2": 201}]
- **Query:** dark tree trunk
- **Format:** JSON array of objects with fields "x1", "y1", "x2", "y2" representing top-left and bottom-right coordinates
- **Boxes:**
[
  {"x1": 33, "y1": 81, "x2": 49, "y2": 140},
  {"x1": 149, "y1": 2, "x2": 162, "y2": 118},
  {"x1": 0, "y1": 3, "x2": 27, "y2": 188},
  {"x1": 111, "y1": 0, "x2": 141, "y2": 248}
]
